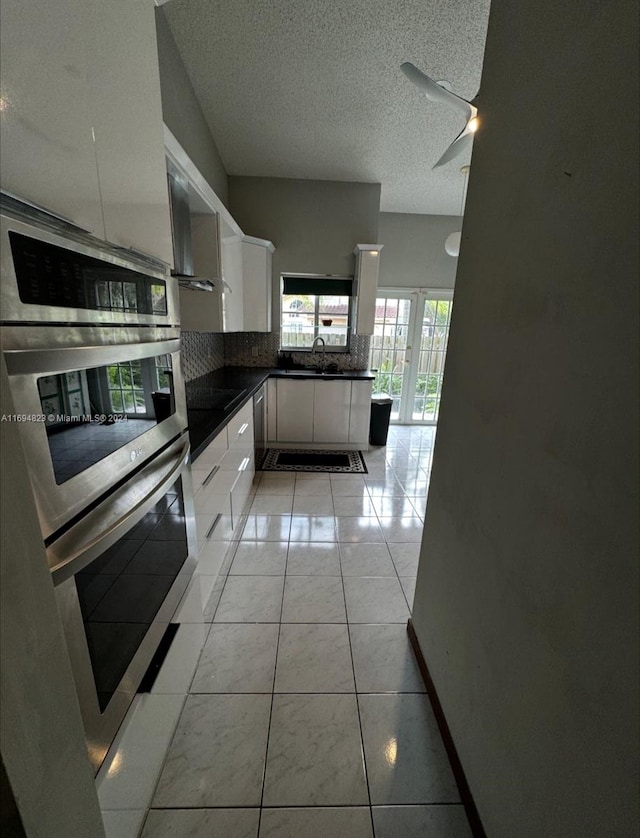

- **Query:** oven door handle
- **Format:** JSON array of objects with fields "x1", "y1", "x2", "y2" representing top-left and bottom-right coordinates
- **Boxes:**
[
  {"x1": 48, "y1": 433, "x2": 190, "y2": 585},
  {"x1": 3, "y1": 339, "x2": 181, "y2": 376}
]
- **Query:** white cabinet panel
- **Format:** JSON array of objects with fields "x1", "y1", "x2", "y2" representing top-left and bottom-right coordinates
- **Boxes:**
[
  {"x1": 220, "y1": 219, "x2": 244, "y2": 332},
  {"x1": 276, "y1": 379, "x2": 314, "y2": 442},
  {"x1": 224, "y1": 401, "x2": 254, "y2": 472},
  {"x1": 313, "y1": 380, "x2": 351, "y2": 444},
  {"x1": 192, "y1": 427, "x2": 228, "y2": 471},
  {"x1": 89, "y1": 0, "x2": 172, "y2": 264},
  {"x1": 0, "y1": 0, "x2": 172, "y2": 264},
  {"x1": 354, "y1": 245, "x2": 383, "y2": 335},
  {"x1": 348, "y1": 381, "x2": 372, "y2": 445},
  {"x1": 241, "y1": 240, "x2": 272, "y2": 332},
  {"x1": 0, "y1": 0, "x2": 104, "y2": 236},
  {"x1": 230, "y1": 458, "x2": 254, "y2": 524},
  {"x1": 267, "y1": 379, "x2": 278, "y2": 442}
]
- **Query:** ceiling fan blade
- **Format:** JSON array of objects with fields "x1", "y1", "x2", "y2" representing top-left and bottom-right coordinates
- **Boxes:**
[
  {"x1": 432, "y1": 128, "x2": 474, "y2": 169},
  {"x1": 401, "y1": 62, "x2": 473, "y2": 119}
]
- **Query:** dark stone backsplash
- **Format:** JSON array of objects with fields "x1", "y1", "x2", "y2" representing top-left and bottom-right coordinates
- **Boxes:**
[{"x1": 181, "y1": 331, "x2": 371, "y2": 381}]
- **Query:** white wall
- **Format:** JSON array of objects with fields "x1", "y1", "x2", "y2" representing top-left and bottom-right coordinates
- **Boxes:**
[
  {"x1": 229, "y1": 176, "x2": 381, "y2": 329},
  {"x1": 155, "y1": 8, "x2": 229, "y2": 206},
  {"x1": 411, "y1": 1, "x2": 639, "y2": 835},
  {"x1": 378, "y1": 212, "x2": 460, "y2": 290},
  {"x1": 0, "y1": 360, "x2": 105, "y2": 838}
]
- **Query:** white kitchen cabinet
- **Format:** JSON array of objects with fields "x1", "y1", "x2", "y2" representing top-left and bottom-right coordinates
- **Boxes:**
[
  {"x1": 266, "y1": 379, "x2": 278, "y2": 442},
  {"x1": 269, "y1": 377, "x2": 371, "y2": 448},
  {"x1": 220, "y1": 218, "x2": 244, "y2": 331},
  {"x1": 191, "y1": 427, "x2": 232, "y2": 546},
  {"x1": 241, "y1": 238, "x2": 274, "y2": 332},
  {"x1": 0, "y1": 0, "x2": 104, "y2": 235},
  {"x1": 354, "y1": 244, "x2": 384, "y2": 335},
  {"x1": 225, "y1": 401, "x2": 255, "y2": 525},
  {"x1": 0, "y1": 0, "x2": 173, "y2": 265},
  {"x1": 276, "y1": 379, "x2": 315, "y2": 442},
  {"x1": 89, "y1": 0, "x2": 173, "y2": 265},
  {"x1": 190, "y1": 400, "x2": 256, "y2": 548},
  {"x1": 348, "y1": 380, "x2": 373, "y2": 445},
  {"x1": 313, "y1": 380, "x2": 351, "y2": 444}
]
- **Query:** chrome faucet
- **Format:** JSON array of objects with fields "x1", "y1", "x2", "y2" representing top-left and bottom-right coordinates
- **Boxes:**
[{"x1": 311, "y1": 336, "x2": 326, "y2": 372}]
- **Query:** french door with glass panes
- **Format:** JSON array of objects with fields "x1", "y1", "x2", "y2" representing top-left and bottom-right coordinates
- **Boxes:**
[{"x1": 369, "y1": 290, "x2": 454, "y2": 424}]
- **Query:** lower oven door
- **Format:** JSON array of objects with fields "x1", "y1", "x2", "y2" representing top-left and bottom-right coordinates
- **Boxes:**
[{"x1": 49, "y1": 431, "x2": 197, "y2": 772}]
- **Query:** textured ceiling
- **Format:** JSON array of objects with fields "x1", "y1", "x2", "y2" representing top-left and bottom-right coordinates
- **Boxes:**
[{"x1": 163, "y1": 0, "x2": 491, "y2": 215}]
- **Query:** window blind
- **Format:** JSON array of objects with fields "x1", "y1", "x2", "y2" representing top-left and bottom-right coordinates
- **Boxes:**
[{"x1": 282, "y1": 276, "x2": 354, "y2": 296}]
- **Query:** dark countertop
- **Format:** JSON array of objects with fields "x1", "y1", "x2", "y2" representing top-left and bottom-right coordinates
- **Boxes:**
[{"x1": 186, "y1": 366, "x2": 376, "y2": 461}]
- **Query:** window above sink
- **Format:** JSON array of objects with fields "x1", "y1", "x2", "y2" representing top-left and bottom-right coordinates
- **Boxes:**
[{"x1": 280, "y1": 274, "x2": 353, "y2": 352}]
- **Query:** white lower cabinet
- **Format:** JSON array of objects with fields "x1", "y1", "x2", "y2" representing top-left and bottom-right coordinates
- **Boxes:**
[
  {"x1": 268, "y1": 378, "x2": 371, "y2": 447},
  {"x1": 190, "y1": 401, "x2": 255, "y2": 548},
  {"x1": 224, "y1": 401, "x2": 255, "y2": 521},
  {"x1": 276, "y1": 379, "x2": 315, "y2": 442},
  {"x1": 349, "y1": 381, "x2": 373, "y2": 444},
  {"x1": 313, "y1": 380, "x2": 351, "y2": 444}
]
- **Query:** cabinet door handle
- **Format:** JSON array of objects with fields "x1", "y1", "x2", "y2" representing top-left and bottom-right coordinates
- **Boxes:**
[
  {"x1": 202, "y1": 464, "x2": 220, "y2": 486},
  {"x1": 238, "y1": 422, "x2": 249, "y2": 435},
  {"x1": 238, "y1": 457, "x2": 250, "y2": 472},
  {"x1": 205, "y1": 513, "x2": 222, "y2": 540}
]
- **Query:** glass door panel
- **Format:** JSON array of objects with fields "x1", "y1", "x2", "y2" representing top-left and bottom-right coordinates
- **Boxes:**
[
  {"x1": 412, "y1": 298, "x2": 453, "y2": 422},
  {"x1": 369, "y1": 295, "x2": 413, "y2": 420},
  {"x1": 370, "y1": 291, "x2": 453, "y2": 424}
]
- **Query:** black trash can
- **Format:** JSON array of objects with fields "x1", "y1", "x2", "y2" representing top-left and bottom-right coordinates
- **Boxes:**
[
  {"x1": 151, "y1": 390, "x2": 172, "y2": 422},
  {"x1": 369, "y1": 395, "x2": 393, "y2": 446}
]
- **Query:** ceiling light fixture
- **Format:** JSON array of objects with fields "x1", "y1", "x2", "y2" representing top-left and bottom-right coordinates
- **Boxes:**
[{"x1": 445, "y1": 165, "x2": 470, "y2": 258}]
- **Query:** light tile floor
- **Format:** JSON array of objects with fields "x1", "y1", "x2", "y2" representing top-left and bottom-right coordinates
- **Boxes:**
[{"x1": 97, "y1": 425, "x2": 473, "y2": 838}]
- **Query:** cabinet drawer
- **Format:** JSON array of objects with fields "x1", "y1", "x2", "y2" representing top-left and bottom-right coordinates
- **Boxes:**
[
  {"x1": 191, "y1": 428, "x2": 229, "y2": 490},
  {"x1": 194, "y1": 469, "x2": 236, "y2": 515},
  {"x1": 227, "y1": 401, "x2": 253, "y2": 449},
  {"x1": 230, "y1": 456, "x2": 254, "y2": 523},
  {"x1": 195, "y1": 512, "x2": 234, "y2": 546}
]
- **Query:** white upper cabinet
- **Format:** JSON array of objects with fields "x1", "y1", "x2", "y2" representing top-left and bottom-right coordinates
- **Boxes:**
[
  {"x1": 220, "y1": 219, "x2": 244, "y2": 331},
  {"x1": 241, "y1": 238, "x2": 274, "y2": 332},
  {"x1": 89, "y1": 0, "x2": 173, "y2": 265},
  {"x1": 354, "y1": 244, "x2": 384, "y2": 335},
  {"x1": 0, "y1": 0, "x2": 173, "y2": 265},
  {"x1": 0, "y1": 0, "x2": 104, "y2": 235},
  {"x1": 219, "y1": 222, "x2": 275, "y2": 333}
]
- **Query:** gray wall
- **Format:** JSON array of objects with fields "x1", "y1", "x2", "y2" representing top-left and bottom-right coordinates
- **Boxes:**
[
  {"x1": 378, "y1": 212, "x2": 460, "y2": 289},
  {"x1": 411, "y1": 1, "x2": 639, "y2": 836},
  {"x1": 228, "y1": 176, "x2": 381, "y2": 329},
  {"x1": 0, "y1": 360, "x2": 105, "y2": 838},
  {"x1": 155, "y1": 8, "x2": 229, "y2": 206}
]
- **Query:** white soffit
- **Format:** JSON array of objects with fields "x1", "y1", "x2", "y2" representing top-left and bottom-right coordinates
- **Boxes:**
[{"x1": 163, "y1": 0, "x2": 491, "y2": 215}]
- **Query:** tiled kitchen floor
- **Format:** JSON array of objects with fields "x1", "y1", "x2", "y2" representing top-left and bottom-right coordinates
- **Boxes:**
[{"x1": 97, "y1": 425, "x2": 472, "y2": 838}]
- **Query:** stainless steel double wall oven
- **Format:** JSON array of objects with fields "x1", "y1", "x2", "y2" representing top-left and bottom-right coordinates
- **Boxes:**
[{"x1": 1, "y1": 196, "x2": 197, "y2": 771}]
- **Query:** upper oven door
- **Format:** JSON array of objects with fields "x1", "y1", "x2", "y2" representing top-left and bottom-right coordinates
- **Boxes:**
[
  {"x1": 4, "y1": 334, "x2": 187, "y2": 539},
  {"x1": 0, "y1": 214, "x2": 179, "y2": 327}
]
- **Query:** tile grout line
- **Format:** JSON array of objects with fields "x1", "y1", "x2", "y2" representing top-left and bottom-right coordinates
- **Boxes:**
[
  {"x1": 255, "y1": 527, "x2": 289, "y2": 831},
  {"x1": 332, "y1": 475, "x2": 377, "y2": 837}
]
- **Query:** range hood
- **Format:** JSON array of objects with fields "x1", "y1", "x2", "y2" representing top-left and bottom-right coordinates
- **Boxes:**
[{"x1": 168, "y1": 173, "x2": 227, "y2": 293}]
